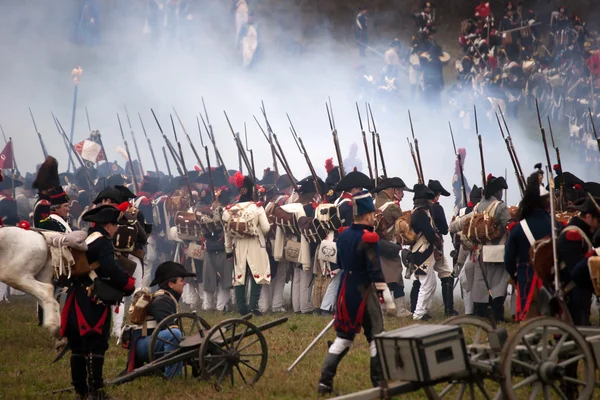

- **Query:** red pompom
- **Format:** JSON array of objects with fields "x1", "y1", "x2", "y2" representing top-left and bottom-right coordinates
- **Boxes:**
[
  {"x1": 325, "y1": 158, "x2": 335, "y2": 173},
  {"x1": 140, "y1": 197, "x2": 150, "y2": 206},
  {"x1": 553, "y1": 164, "x2": 559, "y2": 171},
  {"x1": 467, "y1": 201, "x2": 474, "y2": 207},
  {"x1": 353, "y1": 166, "x2": 358, "y2": 172},
  {"x1": 255, "y1": 201, "x2": 263, "y2": 207},
  {"x1": 18, "y1": 220, "x2": 31, "y2": 230},
  {"x1": 362, "y1": 229, "x2": 380, "y2": 244},
  {"x1": 487, "y1": 173, "x2": 493, "y2": 182},
  {"x1": 234, "y1": 171, "x2": 245, "y2": 188},
  {"x1": 507, "y1": 221, "x2": 517, "y2": 232},
  {"x1": 124, "y1": 276, "x2": 136, "y2": 292},
  {"x1": 565, "y1": 230, "x2": 583, "y2": 242},
  {"x1": 574, "y1": 184, "x2": 582, "y2": 190},
  {"x1": 338, "y1": 226, "x2": 349, "y2": 235},
  {"x1": 194, "y1": 165, "x2": 201, "y2": 171},
  {"x1": 117, "y1": 202, "x2": 130, "y2": 213}
]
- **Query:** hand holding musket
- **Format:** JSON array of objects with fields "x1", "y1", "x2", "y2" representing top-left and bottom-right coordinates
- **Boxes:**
[
  {"x1": 326, "y1": 98, "x2": 345, "y2": 179},
  {"x1": 356, "y1": 102, "x2": 373, "y2": 179}
]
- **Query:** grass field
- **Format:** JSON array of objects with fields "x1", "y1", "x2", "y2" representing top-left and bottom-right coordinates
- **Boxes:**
[{"x1": 0, "y1": 296, "x2": 596, "y2": 400}]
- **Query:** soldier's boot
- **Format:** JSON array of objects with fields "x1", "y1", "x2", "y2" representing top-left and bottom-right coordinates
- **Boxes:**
[
  {"x1": 370, "y1": 356, "x2": 384, "y2": 388},
  {"x1": 71, "y1": 353, "x2": 88, "y2": 399},
  {"x1": 248, "y1": 279, "x2": 262, "y2": 315},
  {"x1": 410, "y1": 280, "x2": 421, "y2": 313},
  {"x1": 394, "y1": 297, "x2": 412, "y2": 318},
  {"x1": 492, "y1": 296, "x2": 506, "y2": 323},
  {"x1": 441, "y1": 277, "x2": 459, "y2": 317},
  {"x1": 87, "y1": 354, "x2": 110, "y2": 400},
  {"x1": 317, "y1": 348, "x2": 350, "y2": 395},
  {"x1": 234, "y1": 285, "x2": 249, "y2": 316}
]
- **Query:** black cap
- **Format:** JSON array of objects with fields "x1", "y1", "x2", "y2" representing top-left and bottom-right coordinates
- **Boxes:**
[
  {"x1": 413, "y1": 183, "x2": 435, "y2": 200},
  {"x1": 276, "y1": 174, "x2": 294, "y2": 189},
  {"x1": 115, "y1": 185, "x2": 136, "y2": 200},
  {"x1": 93, "y1": 187, "x2": 123, "y2": 204},
  {"x1": 81, "y1": 204, "x2": 122, "y2": 224},
  {"x1": 375, "y1": 177, "x2": 409, "y2": 193},
  {"x1": 484, "y1": 175, "x2": 508, "y2": 199},
  {"x1": 140, "y1": 176, "x2": 159, "y2": 194},
  {"x1": 297, "y1": 176, "x2": 328, "y2": 195},
  {"x1": 259, "y1": 168, "x2": 277, "y2": 185},
  {"x1": 570, "y1": 194, "x2": 600, "y2": 219},
  {"x1": 150, "y1": 261, "x2": 196, "y2": 287},
  {"x1": 470, "y1": 185, "x2": 482, "y2": 204},
  {"x1": 196, "y1": 166, "x2": 230, "y2": 188},
  {"x1": 48, "y1": 186, "x2": 70, "y2": 206},
  {"x1": 428, "y1": 179, "x2": 450, "y2": 197},
  {"x1": 335, "y1": 171, "x2": 374, "y2": 192}
]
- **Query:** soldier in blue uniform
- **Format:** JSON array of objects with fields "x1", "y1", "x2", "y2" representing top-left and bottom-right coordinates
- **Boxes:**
[
  {"x1": 38, "y1": 186, "x2": 72, "y2": 232},
  {"x1": 504, "y1": 167, "x2": 554, "y2": 321},
  {"x1": 317, "y1": 189, "x2": 388, "y2": 395},
  {"x1": 60, "y1": 205, "x2": 136, "y2": 400}
]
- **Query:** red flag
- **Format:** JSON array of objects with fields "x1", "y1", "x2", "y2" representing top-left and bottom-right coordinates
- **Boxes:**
[{"x1": 0, "y1": 140, "x2": 14, "y2": 169}]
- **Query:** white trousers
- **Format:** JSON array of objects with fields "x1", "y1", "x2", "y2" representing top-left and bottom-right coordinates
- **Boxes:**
[
  {"x1": 459, "y1": 265, "x2": 474, "y2": 314},
  {"x1": 183, "y1": 280, "x2": 203, "y2": 311},
  {"x1": 142, "y1": 237, "x2": 157, "y2": 289},
  {"x1": 320, "y1": 272, "x2": 341, "y2": 312},
  {"x1": 203, "y1": 284, "x2": 231, "y2": 311},
  {"x1": 112, "y1": 254, "x2": 143, "y2": 336},
  {"x1": 413, "y1": 256, "x2": 436, "y2": 320},
  {"x1": 258, "y1": 262, "x2": 287, "y2": 313},
  {"x1": 433, "y1": 255, "x2": 453, "y2": 279},
  {"x1": 292, "y1": 267, "x2": 313, "y2": 313},
  {"x1": 0, "y1": 282, "x2": 8, "y2": 301}
]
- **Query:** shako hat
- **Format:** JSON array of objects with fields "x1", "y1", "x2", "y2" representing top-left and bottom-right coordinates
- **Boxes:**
[
  {"x1": 151, "y1": 261, "x2": 196, "y2": 287},
  {"x1": 352, "y1": 189, "x2": 376, "y2": 216},
  {"x1": 48, "y1": 186, "x2": 70, "y2": 206}
]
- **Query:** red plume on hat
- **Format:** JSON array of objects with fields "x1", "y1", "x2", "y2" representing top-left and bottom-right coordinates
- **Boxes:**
[
  {"x1": 117, "y1": 202, "x2": 130, "y2": 213},
  {"x1": 325, "y1": 158, "x2": 335, "y2": 174},
  {"x1": 234, "y1": 171, "x2": 245, "y2": 188},
  {"x1": 487, "y1": 173, "x2": 493, "y2": 182}
]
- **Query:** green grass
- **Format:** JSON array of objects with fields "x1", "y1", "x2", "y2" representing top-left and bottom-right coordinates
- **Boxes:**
[{"x1": 0, "y1": 297, "x2": 594, "y2": 400}]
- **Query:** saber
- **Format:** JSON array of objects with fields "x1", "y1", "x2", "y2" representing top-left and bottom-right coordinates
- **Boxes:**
[{"x1": 287, "y1": 319, "x2": 334, "y2": 372}]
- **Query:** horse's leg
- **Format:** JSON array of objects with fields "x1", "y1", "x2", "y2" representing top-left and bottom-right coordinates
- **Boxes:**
[{"x1": 13, "y1": 270, "x2": 60, "y2": 337}]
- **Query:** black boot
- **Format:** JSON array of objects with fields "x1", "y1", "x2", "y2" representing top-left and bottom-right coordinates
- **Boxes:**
[
  {"x1": 492, "y1": 296, "x2": 506, "y2": 323},
  {"x1": 317, "y1": 348, "x2": 350, "y2": 395},
  {"x1": 441, "y1": 277, "x2": 458, "y2": 317},
  {"x1": 473, "y1": 302, "x2": 489, "y2": 319},
  {"x1": 87, "y1": 354, "x2": 110, "y2": 400},
  {"x1": 71, "y1": 353, "x2": 88, "y2": 399},
  {"x1": 370, "y1": 356, "x2": 384, "y2": 388},
  {"x1": 410, "y1": 280, "x2": 421, "y2": 313},
  {"x1": 234, "y1": 285, "x2": 249, "y2": 316}
]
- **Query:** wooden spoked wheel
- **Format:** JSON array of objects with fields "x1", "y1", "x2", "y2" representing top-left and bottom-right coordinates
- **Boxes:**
[{"x1": 199, "y1": 318, "x2": 268, "y2": 388}]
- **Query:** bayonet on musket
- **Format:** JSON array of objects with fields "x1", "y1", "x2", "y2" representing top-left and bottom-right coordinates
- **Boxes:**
[
  {"x1": 260, "y1": 101, "x2": 297, "y2": 184},
  {"x1": 368, "y1": 103, "x2": 378, "y2": 186},
  {"x1": 173, "y1": 107, "x2": 206, "y2": 173},
  {"x1": 368, "y1": 104, "x2": 387, "y2": 179},
  {"x1": 162, "y1": 146, "x2": 172, "y2": 178},
  {"x1": 151, "y1": 109, "x2": 184, "y2": 176},
  {"x1": 244, "y1": 122, "x2": 256, "y2": 180},
  {"x1": 498, "y1": 106, "x2": 525, "y2": 187},
  {"x1": 124, "y1": 106, "x2": 145, "y2": 177},
  {"x1": 29, "y1": 108, "x2": 48, "y2": 159},
  {"x1": 138, "y1": 113, "x2": 161, "y2": 176},
  {"x1": 408, "y1": 110, "x2": 424, "y2": 184},
  {"x1": 407, "y1": 138, "x2": 422, "y2": 184},
  {"x1": 449, "y1": 122, "x2": 468, "y2": 208},
  {"x1": 288, "y1": 113, "x2": 323, "y2": 197},
  {"x1": 326, "y1": 98, "x2": 345, "y2": 178},
  {"x1": 474, "y1": 105, "x2": 487, "y2": 190},
  {"x1": 495, "y1": 112, "x2": 525, "y2": 196},
  {"x1": 535, "y1": 99, "x2": 553, "y2": 182},
  {"x1": 198, "y1": 113, "x2": 227, "y2": 177},
  {"x1": 224, "y1": 111, "x2": 255, "y2": 182},
  {"x1": 547, "y1": 116, "x2": 565, "y2": 211},
  {"x1": 356, "y1": 102, "x2": 373, "y2": 179},
  {"x1": 170, "y1": 114, "x2": 195, "y2": 201},
  {"x1": 117, "y1": 113, "x2": 140, "y2": 194}
]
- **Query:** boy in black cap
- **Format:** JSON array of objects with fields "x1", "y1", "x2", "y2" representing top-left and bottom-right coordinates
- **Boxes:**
[
  {"x1": 61, "y1": 205, "x2": 136, "y2": 400},
  {"x1": 133, "y1": 261, "x2": 195, "y2": 378}
]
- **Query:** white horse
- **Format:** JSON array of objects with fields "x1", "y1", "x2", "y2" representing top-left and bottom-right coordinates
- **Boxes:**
[{"x1": 0, "y1": 227, "x2": 59, "y2": 337}]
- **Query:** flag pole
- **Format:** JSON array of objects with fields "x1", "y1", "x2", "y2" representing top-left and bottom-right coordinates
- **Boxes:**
[
  {"x1": 67, "y1": 66, "x2": 83, "y2": 174},
  {"x1": 10, "y1": 139, "x2": 15, "y2": 199}
]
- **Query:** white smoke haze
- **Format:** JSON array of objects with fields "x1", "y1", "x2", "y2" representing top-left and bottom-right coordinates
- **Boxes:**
[{"x1": 0, "y1": 0, "x2": 594, "y2": 220}]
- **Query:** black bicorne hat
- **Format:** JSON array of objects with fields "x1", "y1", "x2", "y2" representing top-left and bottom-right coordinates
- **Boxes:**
[
  {"x1": 151, "y1": 261, "x2": 196, "y2": 287},
  {"x1": 484, "y1": 175, "x2": 508, "y2": 199},
  {"x1": 81, "y1": 204, "x2": 122, "y2": 224},
  {"x1": 374, "y1": 177, "x2": 409, "y2": 193},
  {"x1": 413, "y1": 183, "x2": 435, "y2": 201},
  {"x1": 335, "y1": 171, "x2": 374, "y2": 192},
  {"x1": 93, "y1": 187, "x2": 123, "y2": 205},
  {"x1": 427, "y1": 179, "x2": 450, "y2": 197}
]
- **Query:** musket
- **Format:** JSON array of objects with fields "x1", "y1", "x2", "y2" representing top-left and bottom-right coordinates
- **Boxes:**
[
  {"x1": 474, "y1": 105, "x2": 487, "y2": 190},
  {"x1": 369, "y1": 104, "x2": 387, "y2": 179},
  {"x1": 495, "y1": 112, "x2": 525, "y2": 196},
  {"x1": 244, "y1": 122, "x2": 256, "y2": 179},
  {"x1": 260, "y1": 101, "x2": 297, "y2": 184},
  {"x1": 288, "y1": 113, "x2": 323, "y2": 197},
  {"x1": 170, "y1": 114, "x2": 195, "y2": 201},
  {"x1": 407, "y1": 138, "x2": 422, "y2": 184},
  {"x1": 368, "y1": 104, "x2": 378, "y2": 185},
  {"x1": 52, "y1": 113, "x2": 96, "y2": 197},
  {"x1": 138, "y1": 113, "x2": 161, "y2": 176},
  {"x1": 117, "y1": 113, "x2": 140, "y2": 194},
  {"x1": 162, "y1": 146, "x2": 172, "y2": 178},
  {"x1": 197, "y1": 122, "x2": 216, "y2": 198},
  {"x1": 547, "y1": 166, "x2": 568, "y2": 317},
  {"x1": 326, "y1": 98, "x2": 345, "y2": 178},
  {"x1": 224, "y1": 111, "x2": 255, "y2": 182},
  {"x1": 0, "y1": 126, "x2": 19, "y2": 176},
  {"x1": 448, "y1": 122, "x2": 468, "y2": 207},
  {"x1": 237, "y1": 133, "x2": 243, "y2": 174},
  {"x1": 548, "y1": 116, "x2": 565, "y2": 211},
  {"x1": 28, "y1": 108, "x2": 49, "y2": 159},
  {"x1": 85, "y1": 106, "x2": 91, "y2": 132},
  {"x1": 356, "y1": 102, "x2": 373, "y2": 179},
  {"x1": 124, "y1": 106, "x2": 145, "y2": 177},
  {"x1": 173, "y1": 107, "x2": 205, "y2": 173},
  {"x1": 198, "y1": 113, "x2": 227, "y2": 176},
  {"x1": 498, "y1": 106, "x2": 525, "y2": 186},
  {"x1": 535, "y1": 99, "x2": 553, "y2": 178},
  {"x1": 151, "y1": 109, "x2": 184, "y2": 176},
  {"x1": 253, "y1": 115, "x2": 298, "y2": 191},
  {"x1": 201, "y1": 97, "x2": 219, "y2": 163},
  {"x1": 408, "y1": 110, "x2": 424, "y2": 183},
  {"x1": 588, "y1": 107, "x2": 600, "y2": 153},
  {"x1": 51, "y1": 112, "x2": 77, "y2": 173}
]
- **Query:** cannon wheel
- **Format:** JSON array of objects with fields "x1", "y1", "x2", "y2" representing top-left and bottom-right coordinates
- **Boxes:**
[
  {"x1": 424, "y1": 316, "x2": 501, "y2": 400},
  {"x1": 148, "y1": 312, "x2": 212, "y2": 378},
  {"x1": 199, "y1": 318, "x2": 268, "y2": 388},
  {"x1": 501, "y1": 317, "x2": 595, "y2": 400}
]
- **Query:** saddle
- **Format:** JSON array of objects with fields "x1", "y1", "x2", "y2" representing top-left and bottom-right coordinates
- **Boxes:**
[{"x1": 41, "y1": 230, "x2": 94, "y2": 278}]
